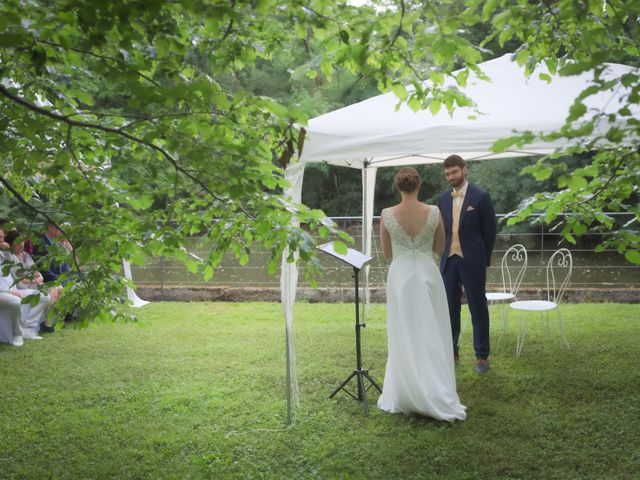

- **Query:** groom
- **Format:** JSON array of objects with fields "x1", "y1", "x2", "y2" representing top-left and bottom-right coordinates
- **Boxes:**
[{"x1": 437, "y1": 154, "x2": 496, "y2": 373}]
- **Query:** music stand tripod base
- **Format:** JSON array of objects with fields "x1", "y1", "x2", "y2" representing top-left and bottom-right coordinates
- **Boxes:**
[
  {"x1": 317, "y1": 243, "x2": 382, "y2": 416},
  {"x1": 329, "y1": 365, "x2": 382, "y2": 416}
]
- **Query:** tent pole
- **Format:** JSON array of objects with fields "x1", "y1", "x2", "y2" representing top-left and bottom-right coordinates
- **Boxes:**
[
  {"x1": 361, "y1": 163, "x2": 377, "y2": 307},
  {"x1": 285, "y1": 321, "x2": 292, "y2": 424}
]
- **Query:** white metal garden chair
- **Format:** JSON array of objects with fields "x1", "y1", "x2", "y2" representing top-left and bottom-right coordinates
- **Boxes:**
[
  {"x1": 486, "y1": 244, "x2": 528, "y2": 344},
  {"x1": 509, "y1": 248, "x2": 572, "y2": 357}
]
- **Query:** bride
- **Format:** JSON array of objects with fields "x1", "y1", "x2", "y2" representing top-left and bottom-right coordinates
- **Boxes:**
[{"x1": 377, "y1": 167, "x2": 466, "y2": 421}]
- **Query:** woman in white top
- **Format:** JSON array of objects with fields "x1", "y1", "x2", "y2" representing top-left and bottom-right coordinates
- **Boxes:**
[{"x1": 5, "y1": 230, "x2": 60, "y2": 335}]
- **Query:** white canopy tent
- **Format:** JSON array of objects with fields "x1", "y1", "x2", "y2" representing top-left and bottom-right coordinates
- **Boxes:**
[{"x1": 279, "y1": 53, "x2": 635, "y2": 415}]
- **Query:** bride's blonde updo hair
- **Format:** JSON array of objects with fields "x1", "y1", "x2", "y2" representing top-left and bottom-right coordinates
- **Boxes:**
[{"x1": 394, "y1": 167, "x2": 421, "y2": 193}]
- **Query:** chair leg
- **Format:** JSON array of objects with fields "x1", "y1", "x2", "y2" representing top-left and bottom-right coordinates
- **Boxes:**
[
  {"x1": 497, "y1": 302, "x2": 509, "y2": 346},
  {"x1": 543, "y1": 311, "x2": 550, "y2": 337},
  {"x1": 557, "y1": 308, "x2": 570, "y2": 349},
  {"x1": 516, "y1": 311, "x2": 527, "y2": 357}
]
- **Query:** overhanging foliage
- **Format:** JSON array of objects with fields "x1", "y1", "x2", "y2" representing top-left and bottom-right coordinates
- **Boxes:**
[{"x1": 1, "y1": 0, "x2": 638, "y2": 324}]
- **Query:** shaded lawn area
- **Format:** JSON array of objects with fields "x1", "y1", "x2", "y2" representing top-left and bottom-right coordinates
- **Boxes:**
[{"x1": 0, "y1": 302, "x2": 639, "y2": 479}]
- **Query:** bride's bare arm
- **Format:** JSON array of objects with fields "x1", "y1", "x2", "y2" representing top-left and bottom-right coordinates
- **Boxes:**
[
  {"x1": 433, "y1": 213, "x2": 445, "y2": 257},
  {"x1": 380, "y1": 216, "x2": 392, "y2": 260}
]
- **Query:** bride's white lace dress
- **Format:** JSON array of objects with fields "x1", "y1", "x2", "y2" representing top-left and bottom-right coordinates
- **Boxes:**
[{"x1": 377, "y1": 206, "x2": 466, "y2": 421}]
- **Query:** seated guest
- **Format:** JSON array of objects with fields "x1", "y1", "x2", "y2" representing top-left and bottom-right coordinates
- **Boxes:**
[
  {"x1": 39, "y1": 222, "x2": 73, "y2": 282},
  {"x1": 24, "y1": 238, "x2": 34, "y2": 255},
  {"x1": 0, "y1": 227, "x2": 50, "y2": 339},
  {"x1": 37, "y1": 222, "x2": 82, "y2": 324},
  {"x1": 0, "y1": 280, "x2": 24, "y2": 346},
  {"x1": 0, "y1": 225, "x2": 25, "y2": 345},
  {"x1": 6, "y1": 230, "x2": 61, "y2": 302}
]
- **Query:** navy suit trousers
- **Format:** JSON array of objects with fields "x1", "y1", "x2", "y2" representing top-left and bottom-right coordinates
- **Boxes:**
[{"x1": 442, "y1": 254, "x2": 490, "y2": 359}]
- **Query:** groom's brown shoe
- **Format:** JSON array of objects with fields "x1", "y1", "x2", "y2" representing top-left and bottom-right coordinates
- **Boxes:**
[
  {"x1": 475, "y1": 358, "x2": 489, "y2": 373},
  {"x1": 454, "y1": 353, "x2": 460, "y2": 363}
]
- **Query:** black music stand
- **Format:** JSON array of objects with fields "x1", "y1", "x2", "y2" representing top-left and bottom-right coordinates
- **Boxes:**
[{"x1": 317, "y1": 242, "x2": 382, "y2": 416}]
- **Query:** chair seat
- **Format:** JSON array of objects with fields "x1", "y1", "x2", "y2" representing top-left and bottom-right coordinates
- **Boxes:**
[
  {"x1": 486, "y1": 292, "x2": 515, "y2": 301},
  {"x1": 510, "y1": 300, "x2": 557, "y2": 312}
]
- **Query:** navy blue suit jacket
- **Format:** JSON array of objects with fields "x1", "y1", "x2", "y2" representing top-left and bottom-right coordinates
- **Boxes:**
[
  {"x1": 38, "y1": 234, "x2": 71, "y2": 282},
  {"x1": 437, "y1": 183, "x2": 497, "y2": 271}
]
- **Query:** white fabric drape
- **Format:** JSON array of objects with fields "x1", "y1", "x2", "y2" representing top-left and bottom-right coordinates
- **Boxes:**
[
  {"x1": 278, "y1": 162, "x2": 376, "y2": 421},
  {"x1": 280, "y1": 162, "x2": 306, "y2": 417},
  {"x1": 362, "y1": 165, "x2": 377, "y2": 305},
  {"x1": 123, "y1": 259, "x2": 149, "y2": 308}
]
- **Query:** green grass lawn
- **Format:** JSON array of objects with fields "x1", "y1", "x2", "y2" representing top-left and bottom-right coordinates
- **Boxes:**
[{"x1": 1, "y1": 302, "x2": 639, "y2": 479}]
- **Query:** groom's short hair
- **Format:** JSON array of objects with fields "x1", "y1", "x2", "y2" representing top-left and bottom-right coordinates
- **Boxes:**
[{"x1": 443, "y1": 154, "x2": 466, "y2": 169}]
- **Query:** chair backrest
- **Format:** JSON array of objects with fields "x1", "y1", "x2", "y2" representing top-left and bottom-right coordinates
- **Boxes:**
[
  {"x1": 499, "y1": 244, "x2": 528, "y2": 296},
  {"x1": 546, "y1": 248, "x2": 573, "y2": 304}
]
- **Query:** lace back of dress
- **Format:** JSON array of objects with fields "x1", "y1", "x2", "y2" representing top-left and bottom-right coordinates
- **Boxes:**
[{"x1": 383, "y1": 207, "x2": 439, "y2": 256}]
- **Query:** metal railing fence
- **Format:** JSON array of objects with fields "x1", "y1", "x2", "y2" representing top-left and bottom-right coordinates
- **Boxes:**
[{"x1": 130, "y1": 213, "x2": 639, "y2": 292}]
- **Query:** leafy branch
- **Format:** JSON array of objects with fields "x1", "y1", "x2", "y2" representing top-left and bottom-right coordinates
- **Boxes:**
[
  {"x1": 578, "y1": 155, "x2": 625, "y2": 206},
  {"x1": 388, "y1": 0, "x2": 406, "y2": 50},
  {"x1": 0, "y1": 84, "x2": 255, "y2": 219},
  {"x1": 38, "y1": 40, "x2": 161, "y2": 88}
]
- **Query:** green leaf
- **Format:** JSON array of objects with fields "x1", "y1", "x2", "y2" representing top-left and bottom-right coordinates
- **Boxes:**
[
  {"x1": 254, "y1": 0, "x2": 269, "y2": 15},
  {"x1": 522, "y1": 164, "x2": 553, "y2": 181},
  {"x1": 408, "y1": 96, "x2": 422, "y2": 112},
  {"x1": 492, "y1": 135, "x2": 523, "y2": 153},
  {"x1": 320, "y1": 58, "x2": 333, "y2": 80},
  {"x1": 498, "y1": 28, "x2": 512, "y2": 46},
  {"x1": 429, "y1": 99, "x2": 441, "y2": 115},
  {"x1": 567, "y1": 101, "x2": 587, "y2": 122},
  {"x1": 545, "y1": 58, "x2": 558, "y2": 74},
  {"x1": 185, "y1": 260, "x2": 199, "y2": 274},
  {"x1": 128, "y1": 195, "x2": 154, "y2": 210},
  {"x1": 294, "y1": 22, "x2": 307, "y2": 39},
  {"x1": 538, "y1": 73, "x2": 552, "y2": 83},
  {"x1": 391, "y1": 83, "x2": 408, "y2": 101},
  {"x1": 624, "y1": 249, "x2": 640, "y2": 265},
  {"x1": 574, "y1": 223, "x2": 587, "y2": 235},
  {"x1": 333, "y1": 240, "x2": 348, "y2": 255},
  {"x1": 204, "y1": 265, "x2": 214, "y2": 281},
  {"x1": 568, "y1": 176, "x2": 587, "y2": 191},
  {"x1": 605, "y1": 127, "x2": 624, "y2": 143},
  {"x1": 482, "y1": 0, "x2": 499, "y2": 21},
  {"x1": 557, "y1": 175, "x2": 569, "y2": 188},
  {"x1": 516, "y1": 49, "x2": 529, "y2": 67},
  {"x1": 559, "y1": 61, "x2": 593, "y2": 76},
  {"x1": 456, "y1": 69, "x2": 470, "y2": 87},
  {"x1": 621, "y1": 73, "x2": 639, "y2": 87},
  {"x1": 429, "y1": 70, "x2": 445, "y2": 85},
  {"x1": 619, "y1": 106, "x2": 632, "y2": 116},
  {"x1": 155, "y1": 37, "x2": 170, "y2": 57}
]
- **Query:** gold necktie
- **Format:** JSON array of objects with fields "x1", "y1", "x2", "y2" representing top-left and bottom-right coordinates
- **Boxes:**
[{"x1": 450, "y1": 190, "x2": 464, "y2": 257}]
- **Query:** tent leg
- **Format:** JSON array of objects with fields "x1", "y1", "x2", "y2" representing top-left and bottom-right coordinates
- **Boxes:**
[{"x1": 285, "y1": 323, "x2": 292, "y2": 425}]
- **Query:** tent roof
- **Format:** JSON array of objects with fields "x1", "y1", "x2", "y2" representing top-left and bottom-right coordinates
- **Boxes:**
[{"x1": 299, "y1": 54, "x2": 635, "y2": 169}]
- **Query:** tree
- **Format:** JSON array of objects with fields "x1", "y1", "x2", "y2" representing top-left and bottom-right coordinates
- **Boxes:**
[
  {"x1": 471, "y1": 0, "x2": 640, "y2": 264},
  {"x1": 1, "y1": 1, "x2": 638, "y2": 326},
  {"x1": 0, "y1": 1, "x2": 362, "y2": 323}
]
